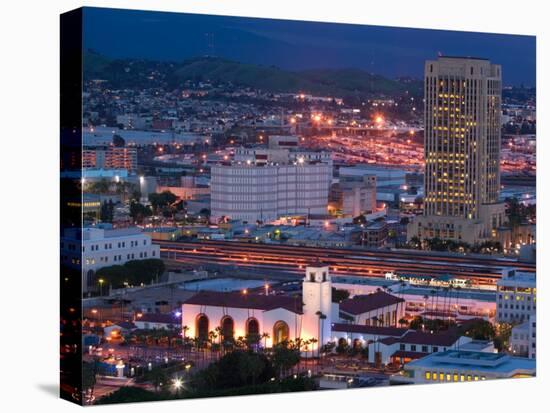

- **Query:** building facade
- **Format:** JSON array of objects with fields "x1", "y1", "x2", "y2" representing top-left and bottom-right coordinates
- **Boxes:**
[
  {"x1": 408, "y1": 56, "x2": 506, "y2": 245},
  {"x1": 83, "y1": 145, "x2": 138, "y2": 172},
  {"x1": 211, "y1": 159, "x2": 331, "y2": 223},
  {"x1": 181, "y1": 265, "x2": 332, "y2": 351},
  {"x1": 61, "y1": 226, "x2": 160, "y2": 293},
  {"x1": 496, "y1": 268, "x2": 536, "y2": 324}
]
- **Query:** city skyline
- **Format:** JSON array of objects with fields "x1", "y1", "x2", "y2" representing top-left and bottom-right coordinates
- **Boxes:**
[{"x1": 61, "y1": 6, "x2": 536, "y2": 406}]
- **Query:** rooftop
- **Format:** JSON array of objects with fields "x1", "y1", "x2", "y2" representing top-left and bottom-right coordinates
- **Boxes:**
[
  {"x1": 379, "y1": 330, "x2": 462, "y2": 347},
  {"x1": 136, "y1": 313, "x2": 179, "y2": 324},
  {"x1": 184, "y1": 291, "x2": 303, "y2": 314},
  {"x1": 331, "y1": 323, "x2": 408, "y2": 337},
  {"x1": 405, "y1": 350, "x2": 536, "y2": 374},
  {"x1": 339, "y1": 291, "x2": 405, "y2": 316}
]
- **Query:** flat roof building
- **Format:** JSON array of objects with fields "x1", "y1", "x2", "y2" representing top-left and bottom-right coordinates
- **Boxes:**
[{"x1": 392, "y1": 350, "x2": 535, "y2": 384}]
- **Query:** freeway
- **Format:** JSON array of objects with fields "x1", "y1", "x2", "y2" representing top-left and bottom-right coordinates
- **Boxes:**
[{"x1": 155, "y1": 239, "x2": 535, "y2": 286}]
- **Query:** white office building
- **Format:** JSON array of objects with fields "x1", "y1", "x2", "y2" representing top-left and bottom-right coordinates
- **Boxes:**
[
  {"x1": 496, "y1": 268, "x2": 536, "y2": 324},
  {"x1": 61, "y1": 226, "x2": 160, "y2": 293},
  {"x1": 510, "y1": 314, "x2": 536, "y2": 359},
  {"x1": 211, "y1": 149, "x2": 332, "y2": 223}
]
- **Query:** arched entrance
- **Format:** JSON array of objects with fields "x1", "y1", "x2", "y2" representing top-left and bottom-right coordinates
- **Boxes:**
[
  {"x1": 246, "y1": 318, "x2": 260, "y2": 343},
  {"x1": 272, "y1": 320, "x2": 289, "y2": 345},
  {"x1": 221, "y1": 316, "x2": 235, "y2": 341},
  {"x1": 195, "y1": 314, "x2": 209, "y2": 341},
  {"x1": 87, "y1": 269, "x2": 95, "y2": 289}
]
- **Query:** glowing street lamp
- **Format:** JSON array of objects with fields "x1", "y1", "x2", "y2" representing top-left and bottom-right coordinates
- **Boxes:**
[{"x1": 172, "y1": 377, "x2": 183, "y2": 392}]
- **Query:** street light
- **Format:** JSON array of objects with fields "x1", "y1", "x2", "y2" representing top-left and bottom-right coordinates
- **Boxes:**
[
  {"x1": 98, "y1": 278, "x2": 105, "y2": 296},
  {"x1": 172, "y1": 377, "x2": 183, "y2": 393}
]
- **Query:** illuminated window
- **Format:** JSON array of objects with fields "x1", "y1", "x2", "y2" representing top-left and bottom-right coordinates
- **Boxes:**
[
  {"x1": 467, "y1": 375, "x2": 472, "y2": 381},
  {"x1": 446, "y1": 374, "x2": 451, "y2": 382},
  {"x1": 453, "y1": 373, "x2": 458, "y2": 382},
  {"x1": 439, "y1": 373, "x2": 444, "y2": 381},
  {"x1": 425, "y1": 371, "x2": 431, "y2": 380},
  {"x1": 460, "y1": 374, "x2": 465, "y2": 382}
]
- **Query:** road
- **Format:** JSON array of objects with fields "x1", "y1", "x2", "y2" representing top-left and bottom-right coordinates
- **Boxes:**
[{"x1": 155, "y1": 239, "x2": 535, "y2": 286}]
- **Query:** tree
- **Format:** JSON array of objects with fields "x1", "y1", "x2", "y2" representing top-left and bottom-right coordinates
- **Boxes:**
[
  {"x1": 86, "y1": 179, "x2": 111, "y2": 195},
  {"x1": 82, "y1": 359, "x2": 100, "y2": 401},
  {"x1": 409, "y1": 316, "x2": 424, "y2": 330},
  {"x1": 149, "y1": 191, "x2": 178, "y2": 214},
  {"x1": 95, "y1": 259, "x2": 165, "y2": 288},
  {"x1": 199, "y1": 208, "x2": 211, "y2": 220},
  {"x1": 112, "y1": 134, "x2": 126, "y2": 147},
  {"x1": 100, "y1": 200, "x2": 114, "y2": 223},
  {"x1": 129, "y1": 200, "x2": 152, "y2": 224},
  {"x1": 461, "y1": 319, "x2": 496, "y2": 341},
  {"x1": 353, "y1": 215, "x2": 367, "y2": 225},
  {"x1": 315, "y1": 311, "x2": 326, "y2": 357},
  {"x1": 332, "y1": 288, "x2": 350, "y2": 303},
  {"x1": 193, "y1": 350, "x2": 275, "y2": 390},
  {"x1": 407, "y1": 236, "x2": 421, "y2": 250},
  {"x1": 494, "y1": 323, "x2": 513, "y2": 351},
  {"x1": 271, "y1": 341, "x2": 301, "y2": 379},
  {"x1": 143, "y1": 366, "x2": 168, "y2": 391},
  {"x1": 96, "y1": 387, "x2": 161, "y2": 404}
]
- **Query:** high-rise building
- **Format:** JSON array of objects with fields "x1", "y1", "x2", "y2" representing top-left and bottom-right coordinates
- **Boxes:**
[{"x1": 408, "y1": 57, "x2": 506, "y2": 244}]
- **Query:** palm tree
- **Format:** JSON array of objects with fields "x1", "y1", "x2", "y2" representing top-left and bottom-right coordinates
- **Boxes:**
[
  {"x1": 208, "y1": 330, "x2": 218, "y2": 360},
  {"x1": 423, "y1": 294, "x2": 429, "y2": 315},
  {"x1": 446, "y1": 285, "x2": 453, "y2": 324},
  {"x1": 315, "y1": 311, "x2": 327, "y2": 358},
  {"x1": 301, "y1": 338, "x2": 309, "y2": 368},
  {"x1": 430, "y1": 289, "x2": 437, "y2": 313},
  {"x1": 309, "y1": 338, "x2": 318, "y2": 365}
]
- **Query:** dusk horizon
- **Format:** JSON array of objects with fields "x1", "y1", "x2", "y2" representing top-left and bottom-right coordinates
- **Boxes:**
[{"x1": 83, "y1": 7, "x2": 536, "y2": 86}]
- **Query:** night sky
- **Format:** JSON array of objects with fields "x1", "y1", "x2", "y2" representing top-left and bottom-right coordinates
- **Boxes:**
[{"x1": 83, "y1": 7, "x2": 536, "y2": 86}]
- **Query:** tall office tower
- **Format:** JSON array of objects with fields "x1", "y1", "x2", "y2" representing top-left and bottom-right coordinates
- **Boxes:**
[{"x1": 408, "y1": 56, "x2": 506, "y2": 245}]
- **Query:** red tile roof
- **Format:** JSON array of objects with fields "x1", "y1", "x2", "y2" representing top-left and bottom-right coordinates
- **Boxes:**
[
  {"x1": 378, "y1": 330, "x2": 461, "y2": 347},
  {"x1": 331, "y1": 323, "x2": 408, "y2": 337},
  {"x1": 398, "y1": 331, "x2": 460, "y2": 346},
  {"x1": 137, "y1": 313, "x2": 178, "y2": 324},
  {"x1": 184, "y1": 291, "x2": 303, "y2": 314},
  {"x1": 391, "y1": 350, "x2": 429, "y2": 360},
  {"x1": 339, "y1": 291, "x2": 405, "y2": 315}
]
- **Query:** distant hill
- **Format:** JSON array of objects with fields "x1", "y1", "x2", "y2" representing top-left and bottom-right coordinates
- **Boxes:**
[{"x1": 84, "y1": 51, "x2": 422, "y2": 97}]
